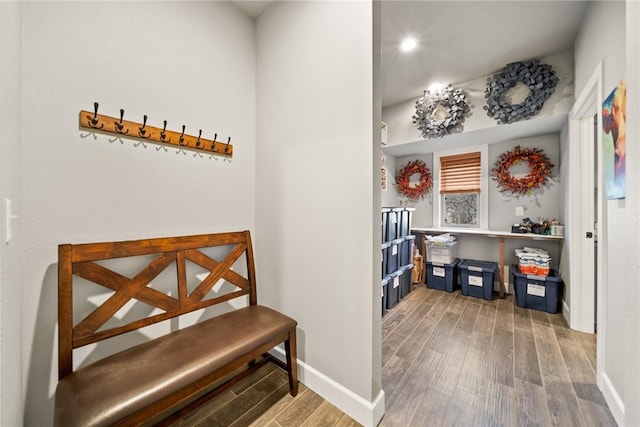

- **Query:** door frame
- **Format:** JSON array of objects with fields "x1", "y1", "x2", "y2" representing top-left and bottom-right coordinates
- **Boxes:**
[{"x1": 568, "y1": 61, "x2": 606, "y2": 383}]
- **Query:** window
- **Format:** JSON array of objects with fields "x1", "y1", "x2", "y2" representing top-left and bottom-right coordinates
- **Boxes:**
[
  {"x1": 443, "y1": 193, "x2": 478, "y2": 226},
  {"x1": 438, "y1": 151, "x2": 484, "y2": 227}
]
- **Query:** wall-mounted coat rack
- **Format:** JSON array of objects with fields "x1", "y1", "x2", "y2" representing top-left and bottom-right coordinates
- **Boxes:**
[{"x1": 79, "y1": 102, "x2": 233, "y2": 158}]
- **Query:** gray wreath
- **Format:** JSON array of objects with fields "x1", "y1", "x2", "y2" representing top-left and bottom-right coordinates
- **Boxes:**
[
  {"x1": 413, "y1": 84, "x2": 471, "y2": 139},
  {"x1": 483, "y1": 60, "x2": 558, "y2": 125}
]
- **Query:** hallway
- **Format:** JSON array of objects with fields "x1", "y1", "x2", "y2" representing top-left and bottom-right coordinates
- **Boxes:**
[{"x1": 380, "y1": 285, "x2": 617, "y2": 426}]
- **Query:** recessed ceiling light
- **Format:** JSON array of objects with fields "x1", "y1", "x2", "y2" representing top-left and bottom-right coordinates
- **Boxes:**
[
  {"x1": 400, "y1": 37, "x2": 418, "y2": 52},
  {"x1": 428, "y1": 82, "x2": 445, "y2": 93}
]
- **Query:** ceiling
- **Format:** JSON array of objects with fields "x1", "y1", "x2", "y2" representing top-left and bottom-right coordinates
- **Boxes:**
[
  {"x1": 232, "y1": 0, "x2": 589, "y2": 142},
  {"x1": 233, "y1": 1, "x2": 272, "y2": 19},
  {"x1": 381, "y1": 1, "x2": 589, "y2": 108}
]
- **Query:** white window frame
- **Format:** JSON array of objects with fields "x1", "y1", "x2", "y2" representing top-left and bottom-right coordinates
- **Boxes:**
[{"x1": 433, "y1": 144, "x2": 489, "y2": 229}]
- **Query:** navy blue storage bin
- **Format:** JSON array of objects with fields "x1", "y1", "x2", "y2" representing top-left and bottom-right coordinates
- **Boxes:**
[
  {"x1": 381, "y1": 208, "x2": 390, "y2": 243},
  {"x1": 381, "y1": 242, "x2": 390, "y2": 277},
  {"x1": 400, "y1": 235, "x2": 415, "y2": 266},
  {"x1": 425, "y1": 259, "x2": 459, "y2": 292},
  {"x1": 386, "y1": 270, "x2": 402, "y2": 309},
  {"x1": 386, "y1": 208, "x2": 402, "y2": 242},
  {"x1": 382, "y1": 275, "x2": 391, "y2": 316},
  {"x1": 399, "y1": 208, "x2": 414, "y2": 237},
  {"x1": 458, "y1": 259, "x2": 498, "y2": 300},
  {"x1": 399, "y1": 263, "x2": 414, "y2": 298},
  {"x1": 512, "y1": 265, "x2": 563, "y2": 313},
  {"x1": 386, "y1": 238, "x2": 403, "y2": 275}
]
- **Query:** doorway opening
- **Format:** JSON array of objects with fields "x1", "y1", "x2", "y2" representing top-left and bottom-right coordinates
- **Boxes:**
[{"x1": 568, "y1": 61, "x2": 605, "y2": 387}]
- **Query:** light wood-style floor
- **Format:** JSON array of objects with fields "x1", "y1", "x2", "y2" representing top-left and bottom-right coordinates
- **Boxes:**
[
  {"x1": 169, "y1": 361, "x2": 360, "y2": 427},
  {"x1": 380, "y1": 285, "x2": 617, "y2": 427},
  {"x1": 173, "y1": 284, "x2": 617, "y2": 426}
]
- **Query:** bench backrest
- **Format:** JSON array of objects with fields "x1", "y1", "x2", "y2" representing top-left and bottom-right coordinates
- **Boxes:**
[{"x1": 57, "y1": 230, "x2": 257, "y2": 380}]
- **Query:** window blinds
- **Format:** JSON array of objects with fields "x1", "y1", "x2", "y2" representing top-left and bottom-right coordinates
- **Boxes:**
[{"x1": 440, "y1": 152, "x2": 481, "y2": 194}]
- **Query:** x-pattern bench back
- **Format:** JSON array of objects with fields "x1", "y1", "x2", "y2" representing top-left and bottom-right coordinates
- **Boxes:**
[{"x1": 58, "y1": 231, "x2": 257, "y2": 380}]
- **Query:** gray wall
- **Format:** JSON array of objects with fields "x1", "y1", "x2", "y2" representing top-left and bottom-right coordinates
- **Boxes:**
[
  {"x1": 574, "y1": 1, "x2": 638, "y2": 424},
  {"x1": 383, "y1": 50, "x2": 574, "y2": 147},
  {"x1": 488, "y1": 134, "x2": 562, "y2": 231},
  {"x1": 384, "y1": 133, "x2": 562, "y2": 273},
  {"x1": 381, "y1": 153, "x2": 401, "y2": 207},
  {"x1": 0, "y1": 2, "x2": 24, "y2": 426},
  {"x1": 18, "y1": 3, "x2": 257, "y2": 425},
  {"x1": 256, "y1": 2, "x2": 382, "y2": 424},
  {"x1": 389, "y1": 153, "x2": 434, "y2": 227}
]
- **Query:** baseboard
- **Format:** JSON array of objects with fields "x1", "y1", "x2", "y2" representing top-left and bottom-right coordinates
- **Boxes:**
[
  {"x1": 269, "y1": 347, "x2": 385, "y2": 427},
  {"x1": 561, "y1": 298, "x2": 570, "y2": 325},
  {"x1": 600, "y1": 371, "x2": 625, "y2": 425}
]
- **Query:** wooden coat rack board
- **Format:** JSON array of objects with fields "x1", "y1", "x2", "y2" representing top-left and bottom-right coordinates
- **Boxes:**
[{"x1": 79, "y1": 103, "x2": 233, "y2": 158}]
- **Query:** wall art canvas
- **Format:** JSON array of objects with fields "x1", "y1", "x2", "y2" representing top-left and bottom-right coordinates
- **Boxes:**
[
  {"x1": 381, "y1": 155, "x2": 387, "y2": 191},
  {"x1": 602, "y1": 80, "x2": 626, "y2": 199},
  {"x1": 382, "y1": 166, "x2": 387, "y2": 191}
]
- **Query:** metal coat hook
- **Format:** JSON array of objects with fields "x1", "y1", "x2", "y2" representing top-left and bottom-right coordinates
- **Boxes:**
[
  {"x1": 210, "y1": 133, "x2": 218, "y2": 152},
  {"x1": 89, "y1": 102, "x2": 103, "y2": 129},
  {"x1": 115, "y1": 109, "x2": 129, "y2": 134},
  {"x1": 159, "y1": 120, "x2": 171, "y2": 143},
  {"x1": 193, "y1": 130, "x2": 203, "y2": 157},
  {"x1": 179, "y1": 125, "x2": 187, "y2": 146},
  {"x1": 138, "y1": 115, "x2": 151, "y2": 139},
  {"x1": 78, "y1": 105, "x2": 233, "y2": 158}
]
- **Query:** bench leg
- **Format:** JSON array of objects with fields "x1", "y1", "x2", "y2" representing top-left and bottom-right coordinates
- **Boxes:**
[{"x1": 285, "y1": 327, "x2": 298, "y2": 396}]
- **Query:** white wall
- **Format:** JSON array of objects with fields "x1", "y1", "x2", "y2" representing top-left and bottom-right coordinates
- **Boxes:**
[
  {"x1": 19, "y1": 2, "x2": 256, "y2": 425},
  {"x1": 0, "y1": 2, "x2": 24, "y2": 426},
  {"x1": 256, "y1": 2, "x2": 382, "y2": 425},
  {"x1": 574, "y1": 1, "x2": 636, "y2": 425}
]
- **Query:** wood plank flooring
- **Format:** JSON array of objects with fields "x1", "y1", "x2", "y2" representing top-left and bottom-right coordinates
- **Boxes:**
[
  {"x1": 171, "y1": 284, "x2": 616, "y2": 426},
  {"x1": 380, "y1": 284, "x2": 617, "y2": 427},
  {"x1": 168, "y1": 362, "x2": 360, "y2": 427}
]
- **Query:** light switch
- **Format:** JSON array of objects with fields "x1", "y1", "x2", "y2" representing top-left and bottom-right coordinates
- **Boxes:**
[
  {"x1": 4, "y1": 199, "x2": 18, "y2": 244},
  {"x1": 515, "y1": 206, "x2": 524, "y2": 216}
]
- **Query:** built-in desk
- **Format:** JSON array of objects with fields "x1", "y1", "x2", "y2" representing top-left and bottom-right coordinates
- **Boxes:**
[{"x1": 412, "y1": 227, "x2": 565, "y2": 298}]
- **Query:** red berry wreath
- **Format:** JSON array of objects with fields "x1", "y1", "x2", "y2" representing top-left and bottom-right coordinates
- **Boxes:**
[
  {"x1": 396, "y1": 160, "x2": 432, "y2": 201},
  {"x1": 491, "y1": 145, "x2": 554, "y2": 195}
]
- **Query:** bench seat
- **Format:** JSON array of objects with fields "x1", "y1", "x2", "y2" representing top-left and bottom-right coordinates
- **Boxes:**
[{"x1": 55, "y1": 305, "x2": 296, "y2": 427}]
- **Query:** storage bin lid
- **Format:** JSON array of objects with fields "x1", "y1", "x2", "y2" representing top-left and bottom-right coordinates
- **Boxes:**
[
  {"x1": 389, "y1": 270, "x2": 403, "y2": 278},
  {"x1": 381, "y1": 242, "x2": 391, "y2": 249},
  {"x1": 404, "y1": 235, "x2": 416, "y2": 241},
  {"x1": 382, "y1": 208, "x2": 391, "y2": 213},
  {"x1": 511, "y1": 264, "x2": 563, "y2": 282},
  {"x1": 400, "y1": 263, "x2": 415, "y2": 271},
  {"x1": 426, "y1": 240, "x2": 457, "y2": 248},
  {"x1": 382, "y1": 275, "x2": 392, "y2": 285},
  {"x1": 391, "y1": 238, "x2": 404, "y2": 245},
  {"x1": 426, "y1": 258, "x2": 459, "y2": 267},
  {"x1": 458, "y1": 259, "x2": 498, "y2": 272}
]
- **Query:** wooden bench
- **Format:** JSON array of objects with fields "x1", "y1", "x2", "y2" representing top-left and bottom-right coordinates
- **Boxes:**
[{"x1": 54, "y1": 231, "x2": 298, "y2": 426}]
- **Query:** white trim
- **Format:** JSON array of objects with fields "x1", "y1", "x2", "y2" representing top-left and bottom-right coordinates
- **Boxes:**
[
  {"x1": 568, "y1": 62, "x2": 601, "y2": 332},
  {"x1": 568, "y1": 61, "x2": 608, "y2": 397},
  {"x1": 561, "y1": 298, "x2": 570, "y2": 325},
  {"x1": 601, "y1": 371, "x2": 625, "y2": 426},
  {"x1": 432, "y1": 144, "x2": 489, "y2": 229},
  {"x1": 269, "y1": 347, "x2": 385, "y2": 427}
]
